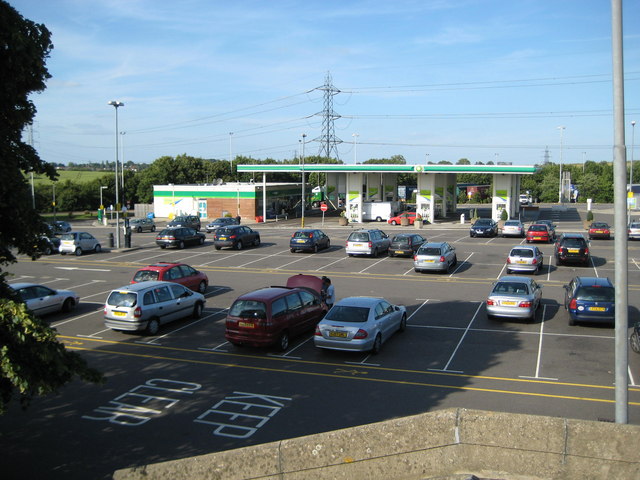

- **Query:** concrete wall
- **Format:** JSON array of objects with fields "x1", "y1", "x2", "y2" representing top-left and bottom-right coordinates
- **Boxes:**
[{"x1": 113, "y1": 408, "x2": 640, "y2": 480}]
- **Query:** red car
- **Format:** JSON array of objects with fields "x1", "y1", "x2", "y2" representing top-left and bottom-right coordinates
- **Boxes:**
[
  {"x1": 388, "y1": 211, "x2": 417, "y2": 225},
  {"x1": 588, "y1": 222, "x2": 611, "y2": 240},
  {"x1": 526, "y1": 224, "x2": 552, "y2": 243},
  {"x1": 131, "y1": 262, "x2": 208, "y2": 294}
]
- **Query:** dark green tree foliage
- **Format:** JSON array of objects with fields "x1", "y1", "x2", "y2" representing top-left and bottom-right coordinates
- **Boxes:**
[{"x1": 0, "y1": 1, "x2": 103, "y2": 414}]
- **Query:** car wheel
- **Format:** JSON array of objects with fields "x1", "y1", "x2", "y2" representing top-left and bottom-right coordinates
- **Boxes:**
[
  {"x1": 391, "y1": 220, "x2": 398, "y2": 225},
  {"x1": 399, "y1": 314, "x2": 407, "y2": 332},
  {"x1": 569, "y1": 316, "x2": 576, "y2": 326},
  {"x1": 160, "y1": 245, "x2": 167, "y2": 249},
  {"x1": 290, "y1": 248, "x2": 296, "y2": 253},
  {"x1": 470, "y1": 233, "x2": 474, "y2": 237},
  {"x1": 325, "y1": 239, "x2": 330, "y2": 250},
  {"x1": 506, "y1": 269, "x2": 511, "y2": 274},
  {"x1": 254, "y1": 237, "x2": 260, "y2": 247},
  {"x1": 236, "y1": 240, "x2": 243, "y2": 250},
  {"x1": 192, "y1": 302, "x2": 203, "y2": 319},
  {"x1": 137, "y1": 227, "x2": 143, "y2": 233},
  {"x1": 631, "y1": 331, "x2": 640, "y2": 354},
  {"x1": 75, "y1": 247, "x2": 83, "y2": 256},
  {"x1": 215, "y1": 246, "x2": 221, "y2": 250},
  {"x1": 151, "y1": 226, "x2": 156, "y2": 232},
  {"x1": 371, "y1": 333, "x2": 382, "y2": 354},
  {"x1": 62, "y1": 298, "x2": 75, "y2": 313},
  {"x1": 199, "y1": 237, "x2": 205, "y2": 245},
  {"x1": 372, "y1": 248, "x2": 378, "y2": 257},
  {"x1": 146, "y1": 318, "x2": 160, "y2": 335},
  {"x1": 94, "y1": 244, "x2": 101, "y2": 253},
  {"x1": 313, "y1": 244, "x2": 318, "y2": 253},
  {"x1": 197, "y1": 281, "x2": 207, "y2": 294},
  {"x1": 178, "y1": 241, "x2": 185, "y2": 249},
  {"x1": 277, "y1": 331, "x2": 290, "y2": 351},
  {"x1": 43, "y1": 245, "x2": 52, "y2": 255}
]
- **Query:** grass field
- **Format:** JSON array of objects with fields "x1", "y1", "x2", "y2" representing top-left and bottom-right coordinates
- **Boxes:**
[{"x1": 29, "y1": 170, "x2": 113, "y2": 185}]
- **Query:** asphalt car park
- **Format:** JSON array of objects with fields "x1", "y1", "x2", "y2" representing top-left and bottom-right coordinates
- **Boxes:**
[{"x1": 2, "y1": 208, "x2": 640, "y2": 479}]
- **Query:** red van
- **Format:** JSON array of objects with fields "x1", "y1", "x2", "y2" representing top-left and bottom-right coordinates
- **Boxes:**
[{"x1": 225, "y1": 275, "x2": 327, "y2": 350}]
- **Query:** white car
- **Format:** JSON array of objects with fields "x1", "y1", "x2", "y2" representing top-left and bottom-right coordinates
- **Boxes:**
[
  {"x1": 10, "y1": 283, "x2": 79, "y2": 316},
  {"x1": 629, "y1": 222, "x2": 640, "y2": 241},
  {"x1": 502, "y1": 220, "x2": 525, "y2": 237},
  {"x1": 59, "y1": 231, "x2": 102, "y2": 256}
]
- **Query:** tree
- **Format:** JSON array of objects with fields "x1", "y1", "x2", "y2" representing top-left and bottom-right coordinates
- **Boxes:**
[{"x1": 0, "y1": 1, "x2": 103, "y2": 414}]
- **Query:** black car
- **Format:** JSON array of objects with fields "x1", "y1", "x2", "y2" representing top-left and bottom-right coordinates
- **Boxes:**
[
  {"x1": 37, "y1": 235, "x2": 61, "y2": 255},
  {"x1": 155, "y1": 227, "x2": 206, "y2": 249},
  {"x1": 289, "y1": 229, "x2": 330, "y2": 253},
  {"x1": 213, "y1": 225, "x2": 260, "y2": 250},
  {"x1": 470, "y1": 218, "x2": 498, "y2": 237},
  {"x1": 167, "y1": 215, "x2": 201, "y2": 231},
  {"x1": 388, "y1": 233, "x2": 427, "y2": 257},
  {"x1": 49, "y1": 220, "x2": 72, "y2": 234},
  {"x1": 555, "y1": 233, "x2": 590, "y2": 266},
  {"x1": 205, "y1": 217, "x2": 239, "y2": 233}
]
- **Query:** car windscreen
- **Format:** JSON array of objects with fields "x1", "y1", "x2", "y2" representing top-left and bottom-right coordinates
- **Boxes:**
[
  {"x1": 576, "y1": 286, "x2": 615, "y2": 302},
  {"x1": 107, "y1": 291, "x2": 137, "y2": 307},
  {"x1": 474, "y1": 220, "x2": 492, "y2": 226},
  {"x1": 325, "y1": 305, "x2": 369, "y2": 323},
  {"x1": 229, "y1": 300, "x2": 266, "y2": 319},
  {"x1": 510, "y1": 249, "x2": 533, "y2": 258},
  {"x1": 133, "y1": 270, "x2": 159, "y2": 282},
  {"x1": 418, "y1": 247, "x2": 441, "y2": 256}
]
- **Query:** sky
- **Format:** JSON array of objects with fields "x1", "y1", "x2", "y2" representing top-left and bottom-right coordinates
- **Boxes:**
[{"x1": 11, "y1": 0, "x2": 640, "y2": 167}]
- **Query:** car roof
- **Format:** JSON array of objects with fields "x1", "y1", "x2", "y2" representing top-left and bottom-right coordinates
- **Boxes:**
[
  {"x1": 235, "y1": 286, "x2": 301, "y2": 302},
  {"x1": 496, "y1": 276, "x2": 534, "y2": 284},
  {"x1": 10, "y1": 282, "x2": 41, "y2": 289},
  {"x1": 333, "y1": 296, "x2": 384, "y2": 308},
  {"x1": 510, "y1": 245, "x2": 536, "y2": 251},
  {"x1": 392, "y1": 233, "x2": 414, "y2": 238},
  {"x1": 110, "y1": 281, "x2": 181, "y2": 292},
  {"x1": 560, "y1": 232, "x2": 586, "y2": 238},
  {"x1": 419, "y1": 242, "x2": 447, "y2": 248},
  {"x1": 573, "y1": 276, "x2": 613, "y2": 287},
  {"x1": 504, "y1": 220, "x2": 521, "y2": 224},
  {"x1": 138, "y1": 262, "x2": 184, "y2": 271}
]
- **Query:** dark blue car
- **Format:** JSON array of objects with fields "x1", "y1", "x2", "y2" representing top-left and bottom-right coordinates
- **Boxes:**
[
  {"x1": 289, "y1": 229, "x2": 330, "y2": 253},
  {"x1": 469, "y1": 218, "x2": 498, "y2": 238},
  {"x1": 564, "y1": 276, "x2": 615, "y2": 326}
]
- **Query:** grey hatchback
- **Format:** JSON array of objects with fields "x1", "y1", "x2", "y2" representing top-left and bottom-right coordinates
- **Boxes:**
[
  {"x1": 345, "y1": 229, "x2": 390, "y2": 257},
  {"x1": 104, "y1": 281, "x2": 206, "y2": 335}
]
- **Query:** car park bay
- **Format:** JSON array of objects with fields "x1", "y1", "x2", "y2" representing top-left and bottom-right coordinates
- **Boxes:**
[{"x1": 2, "y1": 211, "x2": 640, "y2": 479}]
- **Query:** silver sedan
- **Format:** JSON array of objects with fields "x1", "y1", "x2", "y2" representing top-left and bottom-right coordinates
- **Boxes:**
[
  {"x1": 506, "y1": 245, "x2": 544, "y2": 274},
  {"x1": 502, "y1": 220, "x2": 525, "y2": 238},
  {"x1": 10, "y1": 283, "x2": 79, "y2": 316},
  {"x1": 314, "y1": 297, "x2": 407, "y2": 353},
  {"x1": 486, "y1": 276, "x2": 543, "y2": 321},
  {"x1": 413, "y1": 242, "x2": 457, "y2": 273}
]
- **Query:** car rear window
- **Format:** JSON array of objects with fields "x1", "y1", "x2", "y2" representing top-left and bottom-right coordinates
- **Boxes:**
[
  {"x1": 60, "y1": 233, "x2": 76, "y2": 241},
  {"x1": 562, "y1": 238, "x2": 586, "y2": 247},
  {"x1": 325, "y1": 305, "x2": 369, "y2": 323},
  {"x1": 229, "y1": 300, "x2": 267, "y2": 319},
  {"x1": 293, "y1": 231, "x2": 312, "y2": 239},
  {"x1": 493, "y1": 283, "x2": 529, "y2": 295},
  {"x1": 576, "y1": 286, "x2": 615, "y2": 302},
  {"x1": 108, "y1": 291, "x2": 137, "y2": 307},
  {"x1": 133, "y1": 270, "x2": 160, "y2": 282},
  {"x1": 510, "y1": 249, "x2": 533, "y2": 258},
  {"x1": 418, "y1": 247, "x2": 441, "y2": 256},
  {"x1": 217, "y1": 227, "x2": 234, "y2": 236},
  {"x1": 348, "y1": 232, "x2": 370, "y2": 242},
  {"x1": 392, "y1": 236, "x2": 410, "y2": 246},
  {"x1": 505, "y1": 221, "x2": 520, "y2": 226},
  {"x1": 529, "y1": 225, "x2": 547, "y2": 232}
]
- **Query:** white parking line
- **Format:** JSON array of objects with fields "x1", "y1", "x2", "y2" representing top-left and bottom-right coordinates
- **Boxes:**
[
  {"x1": 629, "y1": 367, "x2": 636, "y2": 387},
  {"x1": 275, "y1": 256, "x2": 308, "y2": 270},
  {"x1": 430, "y1": 301, "x2": 483, "y2": 373},
  {"x1": 200, "y1": 251, "x2": 244, "y2": 265},
  {"x1": 238, "y1": 250, "x2": 288, "y2": 267},
  {"x1": 315, "y1": 257, "x2": 346, "y2": 271},
  {"x1": 358, "y1": 256, "x2": 388, "y2": 274},
  {"x1": 50, "y1": 304, "x2": 104, "y2": 327},
  {"x1": 450, "y1": 252, "x2": 474, "y2": 276},
  {"x1": 546, "y1": 254, "x2": 553, "y2": 281},
  {"x1": 519, "y1": 305, "x2": 558, "y2": 381},
  {"x1": 67, "y1": 279, "x2": 106, "y2": 290},
  {"x1": 407, "y1": 299, "x2": 430, "y2": 322},
  {"x1": 134, "y1": 310, "x2": 222, "y2": 345}
]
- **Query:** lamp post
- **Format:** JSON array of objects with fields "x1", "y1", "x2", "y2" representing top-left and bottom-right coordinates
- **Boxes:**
[
  {"x1": 120, "y1": 131, "x2": 126, "y2": 205},
  {"x1": 631, "y1": 120, "x2": 636, "y2": 186},
  {"x1": 229, "y1": 132, "x2": 233, "y2": 176},
  {"x1": 352, "y1": 133, "x2": 359, "y2": 164},
  {"x1": 99, "y1": 185, "x2": 108, "y2": 225},
  {"x1": 301, "y1": 133, "x2": 307, "y2": 227},
  {"x1": 168, "y1": 183, "x2": 175, "y2": 218},
  {"x1": 52, "y1": 183, "x2": 56, "y2": 222},
  {"x1": 557, "y1": 126, "x2": 566, "y2": 203},
  {"x1": 582, "y1": 152, "x2": 586, "y2": 174},
  {"x1": 108, "y1": 100, "x2": 124, "y2": 248}
]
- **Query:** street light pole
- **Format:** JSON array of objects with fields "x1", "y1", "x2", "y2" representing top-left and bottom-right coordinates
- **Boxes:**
[
  {"x1": 631, "y1": 120, "x2": 636, "y2": 186},
  {"x1": 108, "y1": 100, "x2": 124, "y2": 248},
  {"x1": 229, "y1": 132, "x2": 233, "y2": 177},
  {"x1": 120, "y1": 131, "x2": 126, "y2": 206},
  {"x1": 301, "y1": 133, "x2": 306, "y2": 228},
  {"x1": 100, "y1": 185, "x2": 108, "y2": 225},
  {"x1": 352, "y1": 133, "x2": 359, "y2": 164},
  {"x1": 558, "y1": 126, "x2": 566, "y2": 203}
]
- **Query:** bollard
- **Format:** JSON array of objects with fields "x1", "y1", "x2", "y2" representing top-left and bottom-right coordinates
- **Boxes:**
[
  {"x1": 108, "y1": 233, "x2": 114, "y2": 247},
  {"x1": 124, "y1": 233, "x2": 131, "y2": 248},
  {"x1": 460, "y1": 213, "x2": 465, "y2": 224}
]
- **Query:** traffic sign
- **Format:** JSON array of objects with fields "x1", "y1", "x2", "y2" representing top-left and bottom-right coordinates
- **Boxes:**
[{"x1": 320, "y1": 203, "x2": 328, "y2": 212}]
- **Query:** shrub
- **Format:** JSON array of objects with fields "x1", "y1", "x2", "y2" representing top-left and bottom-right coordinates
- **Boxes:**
[
  {"x1": 586, "y1": 210, "x2": 594, "y2": 222},
  {"x1": 500, "y1": 209, "x2": 508, "y2": 221}
]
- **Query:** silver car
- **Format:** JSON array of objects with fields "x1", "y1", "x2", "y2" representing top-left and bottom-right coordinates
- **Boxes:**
[
  {"x1": 345, "y1": 229, "x2": 390, "y2": 257},
  {"x1": 104, "y1": 281, "x2": 206, "y2": 335},
  {"x1": 413, "y1": 242, "x2": 457, "y2": 273},
  {"x1": 59, "y1": 231, "x2": 101, "y2": 256},
  {"x1": 501, "y1": 220, "x2": 525, "y2": 238},
  {"x1": 629, "y1": 222, "x2": 640, "y2": 240},
  {"x1": 10, "y1": 282, "x2": 79, "y2": 316},
  {"x1": 506, "y1": 245, "x2": 544, "y2": 274},
  {"x1": 130, "y1": 217, "x2": 156, "y2": 233},
  {"x1": 314, "y1": 297, "x2": 407, "y2": 353},
  {"x1": 486, "y1": 276, "x2": 543, "y2": 322}
]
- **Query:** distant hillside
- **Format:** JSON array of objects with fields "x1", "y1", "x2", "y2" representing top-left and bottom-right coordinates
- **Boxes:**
[{"x1": 27, "y1": 170, "x2": 114, "y2": 185}]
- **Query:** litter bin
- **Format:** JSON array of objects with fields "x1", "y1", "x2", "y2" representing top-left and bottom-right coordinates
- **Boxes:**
[
  {"x1": 124, "y1": 229, "x2": 132, "y2": 248},
  {"x1": 108, "y1": 232, "x2": 114, "y2": 247}
]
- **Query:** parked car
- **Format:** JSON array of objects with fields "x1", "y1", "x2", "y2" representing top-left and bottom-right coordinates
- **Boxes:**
[
  {"x1": 130, "y1": 217, "x2": 156, "y2": 233},
  {"x1": 413, "y1": 242, "x2": 457, "y2": 273},
  {"x1": 49, "y1": 220, "x2": 72, "y2": 234},
  {"x1": 225, "y1": 274, "x2": 327, "y2": 350},
  {"x1": 501, "y1": 220, "x2": 525, "y2": 238},
  {"x1": 506, "y1": 245, "x2": 544, "y2": 274},
  {"x1": 536, "y1": 220, "x2": 556, "y2": 238},
  {"x1": 104, "y1": 281, "x2": 206, "y2": 335},
  {"x1": 205, "y1": 217, "x2": 239, "y2": 233},
  {"x1": 314, "y1": 297, "x2": 407, "y2": 353},
  {"x1": 59, "y1": 231, "x2": 102, "y2": 256},
  {"x1": 213, "y1": 225, "x2": 261, "y2": 250},
  {"x1": 167, "y1": 215, "x2": 201, "y2": 231},
  {"x1": 131, "y1": 262, "x2": 208, "y2": 294},
  {"x1": 345, "y1": 229, "x2": 390, "y2": 257},
  {"x1": 555, "y1": 233, "x2": 590, "y2": 266},
  {"x1": 631, "y1": 322, "x2": 640, "y2": 354},
  {"x1": 486, "y1": 276, "x2": 543, "y2": 322},
  {"x1": 629, "y1": 221, "x2": 640, "y2": 240},
  {"x1": 588, "y1": 222, "x2": 611, "y2": 240},
  {"x1": 388, "y1": 233, "x2": 426, "y2": 257},
  {"x1": 469, "y1": 218, "x2": 498, "y2": 237},
  {"x1": 289, "y1": 229, "x2": 330, "y2": 253},
  {"x1": 37, "y1": 235, "x2": 60, "y2": 255},
  {"x1": 155, "y1": 227, "x2": 205, "y2": 249},
  {"x1": 564, "y1": 276, "x2": 615, "y2": 326},
  {"x1": 526, "y1": 224, "x2": 553, "y2": 243},
  {"x1": 10, "y1": 283, "x2": 79, "y2": 316},
  {"x1": 388, "y1": 211, "x2": 418, "y2": 225}
]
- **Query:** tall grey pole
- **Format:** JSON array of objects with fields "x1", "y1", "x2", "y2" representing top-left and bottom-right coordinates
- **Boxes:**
[
  {"x1": 108, "y1": 101, "x2": 124, "y2": 249},
  {"x1": 558, "y1": 126, "x2": 565, "y2": 203},
  {"x1": 301, "y1": 133, "x2": 306, "y2": 228},
  {"x1": 611, "y1": 0, "x2": 628, "y2": 424},
  {"x1": 631, "y1": 120, "x2": 636, "y2": 186}
]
